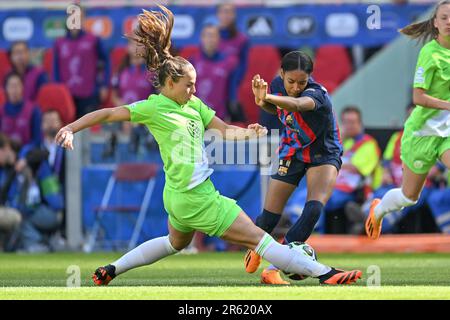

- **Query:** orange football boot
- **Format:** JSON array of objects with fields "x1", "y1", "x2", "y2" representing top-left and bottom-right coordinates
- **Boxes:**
[
  {"x1": 365, "y1": 198, "x2": 383, "y2": 240},
  {"x1": 244, "y1": 250, "x2": 262, "y2": 273}
]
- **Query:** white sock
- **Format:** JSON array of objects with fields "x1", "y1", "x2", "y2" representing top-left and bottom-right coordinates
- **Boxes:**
[
  {"x1": 255, "y1": 233, "x2": 330, "y2": 277},
  {"x1": 266, "y1": 264, "x2": 278, "y2": 271},
  {"x1": 112, "y1": 235, "x2": 178, "y2": 275},
  {"x1": 374, "y1": 188, "x2": 417, "y2": 221}
]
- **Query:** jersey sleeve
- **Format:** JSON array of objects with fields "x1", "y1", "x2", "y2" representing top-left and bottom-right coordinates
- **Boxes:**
[
  {"x1": 300, "y1": 86, "x2": 328, "y2": 111},
  {"x1": 191, "y1": 96, "x2": 216, "y2": 127},
  {"x1": 199, "y1": 99, "x2": 216, "y2": 127},
  {"x1": 413, "y1": 46, "x2": 435, "y2": 90},
  {"x1": 125, "y1": 99, "x2": 153, "y2": 125}
]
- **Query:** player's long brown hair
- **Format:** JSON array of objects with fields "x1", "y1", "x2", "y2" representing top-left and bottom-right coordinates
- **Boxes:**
[
  {"x1": 399, "y1": 0, "x2": 450, "y2": 43},
  {"x1": 127, "y1": 5, "x2": 191, "y2": 88}
]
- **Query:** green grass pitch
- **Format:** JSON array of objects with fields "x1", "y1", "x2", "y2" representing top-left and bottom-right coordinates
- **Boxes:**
[{"x1": 0, "y1": 252, "x2": 449, "y2": 300}]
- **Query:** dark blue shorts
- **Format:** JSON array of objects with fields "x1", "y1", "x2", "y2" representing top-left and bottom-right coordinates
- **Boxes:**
[{"x1": 271, "y1": 156, "x2": 342, "y2": 186}]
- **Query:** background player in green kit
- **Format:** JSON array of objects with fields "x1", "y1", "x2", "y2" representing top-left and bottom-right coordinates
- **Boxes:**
[
  {"x1": 56, "y1": 5, "x2": 362, "y2": 286},
  {"x1": 366, "y1": 0, "x2": 450, "y2": 240}
]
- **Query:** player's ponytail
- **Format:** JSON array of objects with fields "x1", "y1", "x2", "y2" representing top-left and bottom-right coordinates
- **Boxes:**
[
  {"x1": 399, "y1": 0, "x2": 450, "y2": 43},
  {"x1": 128, "y1": 5, "x2": 192, "y2": 89}
]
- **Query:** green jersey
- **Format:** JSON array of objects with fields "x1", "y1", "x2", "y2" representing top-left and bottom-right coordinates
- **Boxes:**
[
  {"x1": 408, "y1": 39, "x2": 450, "y2": 137},
  {"x1": 125, "y1": 94, "x2": 216, "y2": 192}
]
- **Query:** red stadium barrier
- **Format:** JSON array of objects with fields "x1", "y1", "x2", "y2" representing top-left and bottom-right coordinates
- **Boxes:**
[{"x1": 307, "y1": 234, "x2": 450, "y2": 253}]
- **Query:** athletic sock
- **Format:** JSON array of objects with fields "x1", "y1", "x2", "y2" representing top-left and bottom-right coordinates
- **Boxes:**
[
  {"x1": 255, "y1": 209, "x2": 282, "y2": 233},
  {"x1": 255, "y1": 233, "x2": 330, "y2": 278},
  {"x1": 285, "y1": 200, "x2": 323, "y2": 243},
  {"x1": 374, "y1": 188, "x2": 417, "y2": 221},
  {"x1": 111, "y1": 235, "x2": 178, "y2": 275}
]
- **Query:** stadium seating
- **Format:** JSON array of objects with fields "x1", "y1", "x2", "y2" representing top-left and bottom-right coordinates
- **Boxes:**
[
  {"x1": 84, "y1": 162, "x2": 159, "y2": 252},
  {"x1": 238, "y1": 45, "x2": 281, "y2": 124},
  {"x1": 110, "y1": 46, "x2": 128, "y2": 76},
  {"x1": 312, "y1": 45, "x2": 353, "y2": 94},
  {"x1": 36, "y1": 83, "x2": 76, "y2": 125},
  {"x1": 99, "y1": 46, "x2": 129, "y2": 108},
  {"x1": 179, "y1": 45, "x2": 200, "y2": 60},
  {"x1": 0, "y1": 49, "x2": 12, "y2": 86}
]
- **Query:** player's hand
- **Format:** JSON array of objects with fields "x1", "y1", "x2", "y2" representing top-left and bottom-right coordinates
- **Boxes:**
[
  {"x1": 55, "y1": 126, "x2": 75, "y2": 150},
  {"x1": 252, "y1": 74, "x2": 268, "y2": 107},
  {"x1": 248, "y1": 123, "x2": 268, "y2": 137}
]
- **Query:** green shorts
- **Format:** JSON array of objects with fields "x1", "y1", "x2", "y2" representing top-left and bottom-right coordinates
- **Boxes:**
[
  {"x1": 163, "y1": 178, "x2": 242, "y2": 237},
  {"x1": 401, "y1": 129, "x2": 450, "y2": 174}
]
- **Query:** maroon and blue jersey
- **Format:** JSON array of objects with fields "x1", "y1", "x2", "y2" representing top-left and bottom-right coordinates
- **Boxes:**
[{"x1": 270, "y1": 76, "x2": 342, "y2": 163}]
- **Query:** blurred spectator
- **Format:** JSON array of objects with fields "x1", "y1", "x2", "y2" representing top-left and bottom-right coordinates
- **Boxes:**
[
  {"x1": 9, "y1": 41, "x2": 48, "y2": 101},
  {"x1": 110, "y1": 39, "x2": 154, "y2": 106},
  {"x1": 53, "y1": 10, "x2": 110, "y2": 118},
  {"x1": 8, "y1": 41, "x2": 48, "y2": 102},
  {"x1": 106, "y1": 39, "x2": 155, "y2": 157},
  {"x1": 216, "y1": 3, "x2": 249, "y2": 121},
  {"x1": 0, "y1": 72, "x2": 42, "y2": 147},
  {"x1": 0, "y1": 133, "x2": 22, "y2": 251},
  {"x1": 19, "y1": 109, "x2": 65, "y2": 187},
  {"x1": 190, "y1": 23, "x2": 238, "y2": 120},
  {"x1": 427, "y1": 170, "x2": 450, "y2": 233},
  {"x1": 11, "y1": 146, "x2": 65, "y2": 253},
  {"x1": 324, "y1": 106, "x2": 381, "y2": 234}
]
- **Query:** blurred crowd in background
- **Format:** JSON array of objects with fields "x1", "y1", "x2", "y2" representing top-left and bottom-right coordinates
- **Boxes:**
[{"x1": 0, "y1": 1, "x2": 448, "y2": 253}]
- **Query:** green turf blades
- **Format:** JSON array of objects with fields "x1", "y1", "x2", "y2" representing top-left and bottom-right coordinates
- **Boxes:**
[{"x1": 0, "y1": 252, "x2": 449, "y2": 299}]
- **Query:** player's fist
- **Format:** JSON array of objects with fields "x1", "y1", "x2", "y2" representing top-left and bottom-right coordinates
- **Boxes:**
[
  {"x1": 55, "y1": 126, "x2": 75, "y2": 150},
  {"x1": 248, "y1": 123, "x2": 268, "y2": 137}
]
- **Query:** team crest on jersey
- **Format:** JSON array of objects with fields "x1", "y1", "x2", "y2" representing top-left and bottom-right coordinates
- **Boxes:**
[
  {"x1": 286, "y1": 114, "x2": 294, "y2": 126},
  {"x1": 413, "y1": 160, "x2": 424, "y2": 170},
  {"x1": 187, "y1": 120, "x2": 201, "y2": 139},
  {"x1": 278, "y1": 159, "x2": 291, "y2": 176}
]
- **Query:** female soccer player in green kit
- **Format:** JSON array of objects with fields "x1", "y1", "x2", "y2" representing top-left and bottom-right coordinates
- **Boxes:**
[
  {"x1": 366, "y1": 0, "x2": 450, "y2": 240},
  {"x1": 56, "y1": 5, "x2": 361, "y2": 286}
]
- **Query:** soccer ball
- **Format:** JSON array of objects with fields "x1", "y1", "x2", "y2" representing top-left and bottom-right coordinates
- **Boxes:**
[{"x1": 282, "y1": 241, "x2": 317, "y2": 281}]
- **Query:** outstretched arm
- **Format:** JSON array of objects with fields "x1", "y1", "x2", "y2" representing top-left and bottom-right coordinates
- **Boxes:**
[
  {"x1": 55, "y1": 106, "x2": 130, "y2": 150},
  {"x1": 253, "y1": 74, "x2": 316, "y2": 113},
  {"x1": 207, "y1": 116, "x2": 267, "y2": 141}
]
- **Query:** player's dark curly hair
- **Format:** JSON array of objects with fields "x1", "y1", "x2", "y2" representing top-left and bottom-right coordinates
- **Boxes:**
[
  {"x1": 127, "y1": 5, "x2": 192, "y2": 89},
  {"x1": 399, "y1": 0, "x2": 450, "y2": 44},
  {"x1": 281, "y1": 51, "x2": 314, "y2": 75}
]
